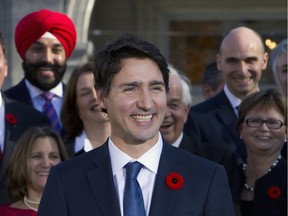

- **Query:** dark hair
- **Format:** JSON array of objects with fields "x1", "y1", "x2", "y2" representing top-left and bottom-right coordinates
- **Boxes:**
[
  {"x1": 61, "y1": 62, "x2": 94, "y2": 139},
  {"x1": 5, "y1": 126, "x2": 69, "y2": 202},
  {"x1": 202, "y1": 62, "x2": 223, "y2": 90},
  {"x1": 0, "y1": 32, "x2": 7, "y2": 61},
  {"x1": 236, "y1": 89, "x2": 287, "y2": 130},
  {"x1": 93, "y1": 34, "x2": 169, "y2": 97}
]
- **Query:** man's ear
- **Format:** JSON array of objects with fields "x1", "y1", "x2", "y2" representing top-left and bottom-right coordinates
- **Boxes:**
[
  {"x1": 261, "y1": 52, "x2": 269, "y2": 70},
  {"x1": 183, "y1": 104, "x2": 190, "y2": 123},
  {"x1": 96, "y1": 89, "x2": 107, "y2": 111},
  {"x1": 202, "y1": 84, "x2": 213, "y2": 100}
]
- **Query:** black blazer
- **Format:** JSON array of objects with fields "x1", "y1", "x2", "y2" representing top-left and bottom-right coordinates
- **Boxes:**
[
  {"x1": 38, "y1": 140, "x2": 235, "y2": 216},
  {"x1": 240, "y1": 158, "x2": 287, "y2": 216},
  {"x1": 0, "y1": 93, "x2": 50, "y2": 204},
  {"x1": 184, "y1": 90, "x2": 247, "y2": 164}
]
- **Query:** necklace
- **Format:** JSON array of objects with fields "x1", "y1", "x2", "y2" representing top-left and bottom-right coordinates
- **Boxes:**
[
  {"x1": 23, "y1": 196, "x2": 39, "y2": 212},
  {"x1": 242, "y1": 155, "x2": 281, "y2": 192}
]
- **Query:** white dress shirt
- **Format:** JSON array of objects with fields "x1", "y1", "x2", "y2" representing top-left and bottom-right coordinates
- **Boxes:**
[
  {"x1": 74, "y1": 130, "x2": 93, "y2": 153},
  {"x1": 223, "y1": 84, "x2": 241, "y2": 116},
  {"x1": 171, "y1": 132, "x2": 183, "y2": 148},
  {"x1": 25, "y1": 79, "x2": 63, "y2": 124},
  {"x1": 109, "y1": 132, "x2": 163, "y2": 216}
]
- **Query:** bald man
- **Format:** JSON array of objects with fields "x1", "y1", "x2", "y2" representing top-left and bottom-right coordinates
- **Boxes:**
[
  {"x1": 5, "y1": 9, "x2": 77, "y2": 133},
  {"x1": 184, "y1": 27, "x2": 268, "y2": 165}
]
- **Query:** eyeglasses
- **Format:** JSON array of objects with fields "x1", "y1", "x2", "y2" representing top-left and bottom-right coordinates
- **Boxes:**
[{"x1": 244, "y1": 118, "x2": 286, "y2": 129}]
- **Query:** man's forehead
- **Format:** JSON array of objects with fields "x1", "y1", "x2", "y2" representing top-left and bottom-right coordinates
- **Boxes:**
[{"x1": 33, "y1": 37, "x2": 63, "y2": 46}]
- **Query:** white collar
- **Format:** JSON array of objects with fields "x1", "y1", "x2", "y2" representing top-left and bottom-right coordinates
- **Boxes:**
[
  {"x1": 25, "y1": 79, "x2": 64, "y2": 99},
  {"x1": 171, "y1": 132, "x2": 183, "y2": 148},
  {"x1": 109, "y1": 132, "x2": 163, "y2": 176},
  {"x1": 223, "y1": 84, "x2": 241, "y2": 109}
]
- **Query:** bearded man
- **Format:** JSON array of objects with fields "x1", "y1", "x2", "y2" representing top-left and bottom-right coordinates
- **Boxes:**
[{"x1": 5, "y1": 9, "x2": 77, "y2": 133}]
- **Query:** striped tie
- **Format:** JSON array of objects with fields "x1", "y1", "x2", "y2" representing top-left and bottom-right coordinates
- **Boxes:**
[{"x1": 41, "y1": 92, "x2": 61, "y2": 133}]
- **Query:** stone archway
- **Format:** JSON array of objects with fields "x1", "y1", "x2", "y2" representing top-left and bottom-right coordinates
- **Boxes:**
[{"x1": 64, "y1": 0, "x2": 96, "y2": 80}]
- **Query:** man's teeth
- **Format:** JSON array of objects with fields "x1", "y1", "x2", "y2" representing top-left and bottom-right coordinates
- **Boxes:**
[{"x1": 132, "y1": 115, "x2": 153, "y2": 121}]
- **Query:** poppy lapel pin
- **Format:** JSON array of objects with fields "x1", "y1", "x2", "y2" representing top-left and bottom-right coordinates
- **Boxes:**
[
  {"x1": 165, "y1": 172, "x2": 184, "y2": 190},
  {"x1": 5, "y1": 114, "x2": 17, "y2": 125},
  {"x1": 268, "y1": 186, "x2": 281, "y2": 199}
]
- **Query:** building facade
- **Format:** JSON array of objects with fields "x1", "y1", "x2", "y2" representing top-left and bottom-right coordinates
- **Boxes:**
[{"x1": 0, "y1": 0, "x2": 286, "y2": 103}]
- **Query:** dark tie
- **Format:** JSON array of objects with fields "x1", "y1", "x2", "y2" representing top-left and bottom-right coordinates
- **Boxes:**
[
  {"x1": 123, "y1": 161, "x2": 146, "y2": 216},
  {"x1": 41, "y1": 92, "x2": 61, "y2": 133}
]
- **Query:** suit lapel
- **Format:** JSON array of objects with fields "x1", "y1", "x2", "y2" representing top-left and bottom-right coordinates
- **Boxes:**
[
  {"x1": 215, "y1": 91, "x2": 247, "y2": 161},
  {"x1": 85, "y1": 143, "x2": 121, "y2": 216},
  {"x1": 1, "y1": 98, "x2": 18, "y2": 180},
  {"x1": 149, "y1": 142, "x2": 181, "y2": 216}
]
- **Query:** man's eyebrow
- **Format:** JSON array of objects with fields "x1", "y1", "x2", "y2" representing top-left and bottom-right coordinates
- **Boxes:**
[
  {"x1": 32, "y1": 41, "x2": 63, "y2": 47},
  {"x1": 118, "y1": 81, "x2": 139, "y2": 88},
  {"x1": 150, "y1": 80, "x2": 165, "y2": 86}
]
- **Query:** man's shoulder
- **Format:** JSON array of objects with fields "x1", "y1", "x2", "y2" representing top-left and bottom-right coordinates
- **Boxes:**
[
  {"x1": 4, "y1": 79, "x2": 29, "y2": 102},
  {"x1": 190, "y1": 91, "x2": 230, "y2": 113},
  {"x1": 166, "y1": 142, "x2": 222, "y2": 170},
  {"x1": 4, "y1": 79, "x2": 26, "y2": 94},
  {"x1": 54, "y1": 143, "x2": 108, "y2": 172}
]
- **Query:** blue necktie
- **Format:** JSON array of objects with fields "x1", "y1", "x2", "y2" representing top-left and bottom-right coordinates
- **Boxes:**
[
  {"x1": 123, "y1": 161, "x2": 146, "y2": 216},
  {"x1": 41, "y1": 92, "x2": 61, "y2": 133}
]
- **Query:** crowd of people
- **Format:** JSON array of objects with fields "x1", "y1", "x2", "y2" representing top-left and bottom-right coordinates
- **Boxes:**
[{"x1": 0, "y1": 8, "x2": 286, "y2": 216}]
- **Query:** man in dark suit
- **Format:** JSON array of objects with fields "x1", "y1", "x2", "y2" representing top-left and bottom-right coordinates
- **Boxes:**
[
  {"x1": 0, "y1": 32, "x2": 50, "y2": 204},
  {"x1": 184, "y1": 27, "x2": 268, "y2": 165},
  {"x1": 4, "y1": 9, "x2": 77, "y2": 133},
  {"x1": 38, "y1": 34, "x2": 235, "y2": 215},
  {"x1": 160, "y1": 65, "x2": 240, "y2": 211}
]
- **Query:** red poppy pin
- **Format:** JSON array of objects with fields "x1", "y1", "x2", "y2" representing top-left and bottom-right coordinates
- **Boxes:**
[
  {"x1": 268, "y1": 186, "x2": 281, "y2": 199},
  {"x1": 5, "y1": 114, "x2": 17, "y2": 125},
  {"x1": 165, "y1": 172, "x2": 184, "y2": 190}
]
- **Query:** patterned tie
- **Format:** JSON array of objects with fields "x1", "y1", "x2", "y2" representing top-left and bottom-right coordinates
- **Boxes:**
[
  {"x1": 123, "y1": 161, "x2": 146, "y2": 216},
  {"x1": 41, "y1": 92, "x2": 61, "y2": 133}
]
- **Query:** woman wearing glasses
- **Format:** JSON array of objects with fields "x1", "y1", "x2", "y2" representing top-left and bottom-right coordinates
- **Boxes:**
[{"x1": 236, "y1": 89, "x2": 287, "y2": 216}]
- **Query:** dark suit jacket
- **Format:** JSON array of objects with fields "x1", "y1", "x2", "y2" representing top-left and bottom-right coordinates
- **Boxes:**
[
  {"x1": 0, "y1": 93, "x2": 50, "y2": 204},
  {"x1": 38, "y1": 140, "x2": 235, "y2": 216},
  {"x1": 178, "y1": 133, "x2": 241, "y2": 206},
  {"x1": 4, "y1": 79, "x2": 67, "y2": 137},
  {"x1": 4, "y1": 79, "x2": 65, "y2": 107},
  {"x1": 184, "y1": 90, "x2": 247, "y2": 165}
]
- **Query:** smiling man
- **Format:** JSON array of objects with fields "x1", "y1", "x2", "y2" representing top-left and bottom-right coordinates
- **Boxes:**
[
  {"x1": 184, "y1": 26, "x2": 268, "y2": 165},
  {"x1": 4, "y1": 9, "x2": 77, "y2": 133},
  {"x1": 38, "y1": 34, "x2": 235, "y2": 216}
]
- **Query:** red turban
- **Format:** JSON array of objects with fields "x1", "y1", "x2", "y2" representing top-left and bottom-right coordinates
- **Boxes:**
[{"x1": 15, "y1": 9, "x2": 77, "y2": 59}]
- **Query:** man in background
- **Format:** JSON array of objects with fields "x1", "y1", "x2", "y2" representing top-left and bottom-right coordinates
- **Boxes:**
[
  {"x1": 4, "y1": 9, "x2": 77, "y2": 133},
  {"x1": 201, "y1": 61, "x2": 224, "y2": 100},
  {"x1": 184, "y1": 26, "x2": 268, "y2": 165},
  {"x1": 160, "y1": 65, "x2": 240, "y2": 212}
]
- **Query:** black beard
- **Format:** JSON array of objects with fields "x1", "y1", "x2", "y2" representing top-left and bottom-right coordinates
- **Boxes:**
[{"x1": 22, "y1": 61, "x2": 66, "y2": 91}]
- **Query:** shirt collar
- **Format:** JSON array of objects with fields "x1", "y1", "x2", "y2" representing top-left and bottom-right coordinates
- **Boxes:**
[
  {"x1": 109, "y1": 132, "x2": 163, "y2": 176},
  {"x1": 0, "y1": 92, "x2": 2, "y2": 107},
  {"x1": 171, "y1": 132, "x2": 183, "y2": 148},
  {"x1": 223, "y1": 84, "x2": 241, "y2": 109},
  {"x1": 25, "y1": 79, "x2": 64, "y2": 99},
  {"x1": 74, "y1": 131, "x2": 93, "y2": 153}
]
